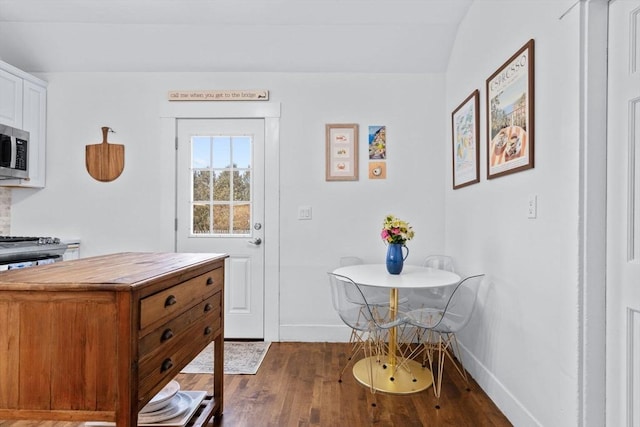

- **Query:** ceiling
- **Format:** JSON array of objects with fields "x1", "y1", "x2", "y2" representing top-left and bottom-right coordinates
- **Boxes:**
[{"x1": 0, "y1": 0, "x2": 473, "y2": 74}]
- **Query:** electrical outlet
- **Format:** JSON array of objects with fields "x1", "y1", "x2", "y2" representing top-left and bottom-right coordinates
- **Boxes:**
[{"x1": 527, "y1": 195, "x2": 537, "y2": 219}]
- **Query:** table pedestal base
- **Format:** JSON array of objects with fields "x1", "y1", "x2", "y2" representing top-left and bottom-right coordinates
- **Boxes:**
[{"x1": 352, "y1": 356, "x2": 433, "y2": 395}]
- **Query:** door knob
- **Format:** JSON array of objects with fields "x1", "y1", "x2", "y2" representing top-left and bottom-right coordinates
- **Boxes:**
[{"x1": 248, "y1": 238, "x2": 262, "y2": 245}]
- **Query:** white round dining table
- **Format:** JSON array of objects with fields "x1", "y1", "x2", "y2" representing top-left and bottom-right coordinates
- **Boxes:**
[
  {"x1": 331, "y1": 263, "x2": 461, "y2": 394},
  {"x1": 332, "y1": 264, "x2": 460, "y2": 289}
]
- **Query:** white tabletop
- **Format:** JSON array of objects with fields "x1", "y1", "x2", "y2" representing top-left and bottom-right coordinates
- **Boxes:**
[{"x1": 332, "y1": 264, "x2": 460, "y2": 289}]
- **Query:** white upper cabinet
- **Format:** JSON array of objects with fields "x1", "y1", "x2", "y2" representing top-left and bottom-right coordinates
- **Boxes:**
[
  {"x1": 0, "y1": 69, "x2": 23, "y2": 128},
  {"x1": 0, "y1": 61, "x2": 47, "y2": 188},
  {"x1": 22, "y1": 80, "x2": 47, "y2": 188}
]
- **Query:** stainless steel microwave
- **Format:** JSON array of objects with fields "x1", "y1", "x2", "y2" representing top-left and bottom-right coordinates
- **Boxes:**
[{"x1": 0, "y1": 123, "x2": 28, "y2": 179}]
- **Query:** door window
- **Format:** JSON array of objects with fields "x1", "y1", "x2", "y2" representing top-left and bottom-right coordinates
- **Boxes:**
[{"x1": 190, "y1": 135, "x2": 252, "y2": 236}]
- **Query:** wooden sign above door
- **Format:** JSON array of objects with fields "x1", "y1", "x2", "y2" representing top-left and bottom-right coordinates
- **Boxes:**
[{"x1": 168, "y1": 90, "x2": 269, "y2": 101}]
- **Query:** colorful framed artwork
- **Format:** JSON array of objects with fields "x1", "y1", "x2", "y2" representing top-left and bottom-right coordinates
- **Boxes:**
[
  {"x1": 325, "y1": 123, "x2": 359, "y2": 181},
  {"x1": 486, "y1": 39, "x2": 535, "y2": 179},
  {"x1": 451, "y1": 89, "x2": 480, "y2": 189},
  {"x1": 368, "y1": 125, "x2": 386, "y2": 159},
  {"x1": 368, "y1": 161, "x2": 386, "y2": 179}
]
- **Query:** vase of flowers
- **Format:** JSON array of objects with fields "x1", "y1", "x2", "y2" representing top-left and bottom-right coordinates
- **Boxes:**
[{"x1": 380, "y1": 214, "x2": 415, "y2": 274}]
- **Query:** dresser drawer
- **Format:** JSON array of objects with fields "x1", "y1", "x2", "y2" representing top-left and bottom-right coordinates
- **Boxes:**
[
  {"x1": 139, "y1": 268, "x2": 223, "y2": 331},
  {"x1": 137, "y1": 317, "x2": 217, "y2": 403},
  {"x1": 138, "y1": 292, "x2": 221, "y2": 360}
]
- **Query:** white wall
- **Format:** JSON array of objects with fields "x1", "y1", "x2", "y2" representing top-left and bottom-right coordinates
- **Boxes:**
[
  {"x1": 10, "y1": 71, "x2": 448, "y2": 337},
  {"x1": 7, "y1": 2, "x2": 598, "y2": 424},
  {"x1": 444, "y1": 1, "x2": 585, "y2": 426}
]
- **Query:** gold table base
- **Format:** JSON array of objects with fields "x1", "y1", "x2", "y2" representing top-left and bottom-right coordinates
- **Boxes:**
[{"x1": 352, "y1": 356, "x2": 433, "y2": 395}]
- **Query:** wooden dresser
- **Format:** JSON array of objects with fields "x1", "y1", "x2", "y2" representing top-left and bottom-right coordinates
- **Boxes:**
[{"x1": 0, "y1": 252, "x2": 227, "y2": 426}]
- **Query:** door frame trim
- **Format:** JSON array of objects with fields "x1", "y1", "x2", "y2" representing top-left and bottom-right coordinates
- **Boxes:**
[
  {"x1": 162, "y1": 102, "x2": 281, "y2": 341},
  {"x1": 578, "y1": 1, "x2": 608, "y2": 426}
]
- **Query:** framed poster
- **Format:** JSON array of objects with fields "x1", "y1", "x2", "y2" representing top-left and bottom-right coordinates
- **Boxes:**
[
  {"x1": 486, "y1": 39, "x2": 535, "y2": 179},
  {"x1": 368, "y1": 125, "x2": 386, "y2": 159},
  {"x1": 325, "y1": 124, "x2": 359, "y2": 181},
  {"x1": 451, "y1": 89, "x2": 480, "y2": 189}
]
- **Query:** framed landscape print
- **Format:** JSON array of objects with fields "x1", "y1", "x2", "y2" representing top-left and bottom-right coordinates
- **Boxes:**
[
  {"x1": 325, "y1": 123, "x2": 359, "y2": 181},
  {"x1": 451, "y1": 90, "x2": 480, "y2": 189},
  {"x1": 486, "y1": 39, "x2": 535, "y2": 179}
]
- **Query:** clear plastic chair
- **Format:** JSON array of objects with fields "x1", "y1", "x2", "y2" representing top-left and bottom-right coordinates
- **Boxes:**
[
  {"x1": 404, "y1": 274, "x2": 485, "y2": 398},
  {"x1": 339, "y1": 256, "x2": 389, "y2": 307},
  {"x1": 407, "y1": 255, "x2": 457, "y2": 312},
  {"x1": 327, "y1": 272, "x2": 409, "y2": 392},
  {"x1": 337, "y1": 256, "x2": 369, "y2": 380},
  {"x1": 336, "y1": 257, "x2": 407, "y2": 382},
  {"x1": 424, "y1": 254, "x2": 455, "y2": 272}
]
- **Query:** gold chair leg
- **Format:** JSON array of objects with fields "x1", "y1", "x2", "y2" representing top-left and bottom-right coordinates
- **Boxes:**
[
  {"x1": 445, "y1": 332, "x2": 470, "y2": 385},
  {"x1": 339, "y1": 328, "x2": 366, "y2": 382}
]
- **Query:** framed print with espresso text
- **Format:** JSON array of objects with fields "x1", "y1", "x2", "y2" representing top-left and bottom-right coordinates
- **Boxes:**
[{"x1": 486, "y1": 39, "x2": 535, "y2": 179}]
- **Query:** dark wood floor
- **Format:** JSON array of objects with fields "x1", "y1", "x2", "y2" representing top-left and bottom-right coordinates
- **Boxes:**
[{"x1": 0, "y1": 342, "x2": 512, "y2": 426}]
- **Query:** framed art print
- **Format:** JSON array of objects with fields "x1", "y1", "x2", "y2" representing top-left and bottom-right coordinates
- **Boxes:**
[
  {"x1": 452, "y1": 89, "x2": 480, "y2": 189},
  {"x1": 486, "y1": 39, "x2": 535, "y2": 179},
  {"x1": 326, "y1": 123, "x2": 359, "y2": 181},
  {"x1": 368, "y1": 125, "x2": 386, "y2": 160}
]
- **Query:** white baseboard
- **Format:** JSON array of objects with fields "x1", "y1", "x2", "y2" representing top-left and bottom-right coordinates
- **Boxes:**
[{"x1": 457, "y1": 340, "x2": 542, "y2": 427}]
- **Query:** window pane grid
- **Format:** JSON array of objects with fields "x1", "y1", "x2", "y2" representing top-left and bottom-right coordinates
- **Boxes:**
[{"x1": 190, "y1": 134, "x2": 252, "y2": 236}]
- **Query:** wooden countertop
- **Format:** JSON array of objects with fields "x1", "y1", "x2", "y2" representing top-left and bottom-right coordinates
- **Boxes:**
[{"x1": 0, "y1": 252, "x2": 228, "y2": 291}]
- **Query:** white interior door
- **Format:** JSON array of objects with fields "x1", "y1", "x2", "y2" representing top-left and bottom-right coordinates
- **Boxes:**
[
  {"x1": 176, "y1": 118, "x2": 265, "y2": 339},
  {"x1": 607, "y1": 1, "x2": 640, "y2": 425}
]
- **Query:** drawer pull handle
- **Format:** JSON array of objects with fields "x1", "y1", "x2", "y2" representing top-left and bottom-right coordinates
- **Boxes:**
[
  {"x1": 204, "y1": 303, "x2": 213, "y2": 312},
  {"x1": 161, "y1": 329, "x2": 174, "y2": 342},
  {"x1": 206, "y1": 277, "x2": 214, "y2": 285},
  {"x1": 165, "y1": 295, "x2": 177, "y2": 307},
  {"x1": 161, "y1": 358, "x2": 173, "y2": 372},
  {"x1": 204, "y1": 326, "x2": 212, "y2": 336}
]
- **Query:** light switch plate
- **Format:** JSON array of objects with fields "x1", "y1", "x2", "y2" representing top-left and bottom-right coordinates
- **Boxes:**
[
  {"x1": 527, "y1": 195, "x2": 537, "y2": 219},
  {"x1": 298, "y1": 206, "x2": 312, "y2": 220}
]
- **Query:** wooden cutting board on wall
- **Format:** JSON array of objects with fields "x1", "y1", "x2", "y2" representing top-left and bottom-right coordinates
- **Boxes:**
[{"x1": 85, "y1": 127, "x2": 125, "y2": 182}]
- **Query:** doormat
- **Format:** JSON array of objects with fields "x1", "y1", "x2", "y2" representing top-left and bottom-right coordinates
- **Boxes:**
[{"x1": 180, "y1": 341, "x2": 271, "y2": 375}]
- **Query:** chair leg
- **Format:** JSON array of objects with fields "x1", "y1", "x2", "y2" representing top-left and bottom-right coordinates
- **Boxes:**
[
  {"x1": 338, "y1": 328, "x2": 365, "y2": 382},
  {"x1": 445, "y1": 332, "x2": 470, "y2": 385},
  {"x1": 434, "y1": 334, "x2": 446, "y2": 399},
  {"x1": 420, "y1": 329, "x2": 442, "y2": 399}
]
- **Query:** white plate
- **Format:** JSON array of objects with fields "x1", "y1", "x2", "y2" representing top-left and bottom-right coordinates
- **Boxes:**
[
  {"x1": 84, "y1": 390, "x2": 207, "y2": 427},
  {"x1": 138, "y1": 392, "x2": 191, "y2": 424},
  {"x1": 138, "y1": 393, "x2": 183, "y2": 419},
  {"x1": 140, "y1": 380, "x2": 180, "y2": 414}
]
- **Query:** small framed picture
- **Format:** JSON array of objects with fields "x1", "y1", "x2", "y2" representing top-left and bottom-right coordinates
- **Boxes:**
[
  {"x1": 451, "y1": 90, "x2": 480, "y2": 189},
  {"x1": 486, "y1": 39, "x2": 535, "y2": 179},
  {"x1": 326, "y1": 124, "x2": 359, "y2": 181},
  {"x1": 368, "y1": 161, "x2": 386, "y2": 179}
]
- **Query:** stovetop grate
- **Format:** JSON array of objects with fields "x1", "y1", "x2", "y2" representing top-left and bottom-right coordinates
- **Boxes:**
[{"x1": 0, "y1": 236, "x2": 61, "y2": 245}]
